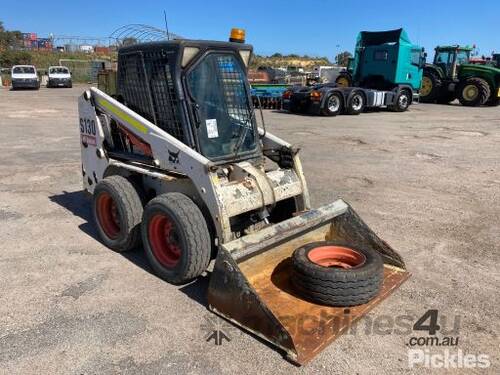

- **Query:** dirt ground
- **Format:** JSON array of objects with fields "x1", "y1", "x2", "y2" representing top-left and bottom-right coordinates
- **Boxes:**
[{"x1": 0, "y1": 86, "x2": 498, "y2": 374}]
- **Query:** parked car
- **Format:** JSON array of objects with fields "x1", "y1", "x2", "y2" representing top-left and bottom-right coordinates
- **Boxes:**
[
  {"x1": 47, "y1": 66, "x2": 72, "y2": 88},
  {"x1": 11, "y1": 65, "x2": 40, "y2": 90}
]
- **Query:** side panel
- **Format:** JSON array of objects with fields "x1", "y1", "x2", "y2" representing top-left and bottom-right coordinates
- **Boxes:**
[{"x1": 78, "y1": 96, "x2": 108, "y2": 193}]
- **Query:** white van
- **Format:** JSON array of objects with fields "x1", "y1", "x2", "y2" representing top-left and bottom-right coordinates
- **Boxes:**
[
  {"x1": 47, "y1": 66, "x2": 72, "y2": 88},
  {"x1": 11, "y1": 65, "x2": 40, "y2": 90}
]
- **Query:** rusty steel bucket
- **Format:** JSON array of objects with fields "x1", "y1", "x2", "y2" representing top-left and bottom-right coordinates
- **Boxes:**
[{"x1": 207, "y1": 199, "x2": 409, "y2": 365}]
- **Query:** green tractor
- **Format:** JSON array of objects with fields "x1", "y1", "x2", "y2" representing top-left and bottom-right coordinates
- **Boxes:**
[{"x1": 420, "y1": 45, "x2": 500, "y2": 106}]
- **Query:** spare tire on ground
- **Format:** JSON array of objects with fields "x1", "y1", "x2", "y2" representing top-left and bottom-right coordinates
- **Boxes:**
[{"x1": 291, "y1": 241, "x2": 384, "y2": 306}]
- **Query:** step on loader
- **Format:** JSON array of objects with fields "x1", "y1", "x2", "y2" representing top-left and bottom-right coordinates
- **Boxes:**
[{"x1": 78, "y1": 29, "x2": 409, "y2": 365}]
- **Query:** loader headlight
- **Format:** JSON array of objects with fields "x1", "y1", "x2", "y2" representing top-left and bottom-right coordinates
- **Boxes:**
[
  {"x1": 239, "y1": 49, "x2": 251, "y2": 67},
  {"x1": 181, "y1": 47, "x2": 200, "y2": 67}
]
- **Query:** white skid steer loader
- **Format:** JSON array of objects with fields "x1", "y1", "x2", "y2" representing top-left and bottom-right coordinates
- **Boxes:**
[{"x1": 78, "y1": 30, "x2": 409, "y2": 365}]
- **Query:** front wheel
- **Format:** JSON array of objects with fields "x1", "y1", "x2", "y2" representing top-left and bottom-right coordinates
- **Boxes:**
[
  {"x1": 390, "y1": 90, "x2": 411, "y2": 112},
  {"x1": 346, "y1": 91, "x2": 365, "y2": 115},
  {"x1": 142, "y1": 193, "x2": 211, "y2": 285},
  {"x1": 321, "y1": 92, "x2": 343, "y2": 116}
]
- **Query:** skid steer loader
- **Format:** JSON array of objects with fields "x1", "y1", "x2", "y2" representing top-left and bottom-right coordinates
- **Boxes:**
[{"x1": 78, "y1": 29, "x2": 409, "y2": 365}]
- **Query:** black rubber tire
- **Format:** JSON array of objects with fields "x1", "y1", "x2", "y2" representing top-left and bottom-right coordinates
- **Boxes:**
[
  {"x1": 92, "y1": 175, "x2": 143, "y2": 252},
  {"x1": 321, "y1": 91, "x2": 343, "y2": 116},
  {"x1": 346, "y1": 90, "x2": 365, "y2": 115},
  {"x1": 457, "y1": 77, "x2": 490, "y2": 107},
  {"x1": 390, "y1": 89, "x2": 411, "y2": 112},
  {"x1": 335, "y1": 72, "x2": 352, "y2": 87},
  {"x1": 291, "y1": 241, "x2": 384, "y2": 306},
  {"x1": 142, "y1": 193, "x2": 211, "y2": 285},
  {"x1": 420, "y1": 69, "x2": 441, "y2": 103}
]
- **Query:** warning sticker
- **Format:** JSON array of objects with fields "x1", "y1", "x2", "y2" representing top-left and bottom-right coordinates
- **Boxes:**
[{"x1": 206, "y1": 119, "x2": 219, "y2": 138}]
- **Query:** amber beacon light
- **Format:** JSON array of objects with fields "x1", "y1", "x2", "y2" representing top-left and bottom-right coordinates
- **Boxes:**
[{"x1": 230, "y1": 28, "x2": 245, "y2": 43}]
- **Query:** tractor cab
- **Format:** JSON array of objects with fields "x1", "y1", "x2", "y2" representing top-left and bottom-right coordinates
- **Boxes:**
[{"x1": 433, "y1": 45, "x2": 472, "y2": 79}]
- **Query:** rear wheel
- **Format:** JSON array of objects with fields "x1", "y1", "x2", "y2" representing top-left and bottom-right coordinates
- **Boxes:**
[
  {"x1": 420, "y1": 70, "x2": 441, "y2": 103},
  {"x1": 346, "y1": 91, "x2": 365, "y2": 115},
  {"x1": 457, "y1": 77, "x2": 490, "y2": 106},
  {"x1": 321, "y1": 91, "x2": 343, "y2": 116},
  {"x1": 93, "y1": 175, "x2": 143, "y2": 252},
  {"x1": 142, "y1": 193, "x2": 211, "y2": 284}
]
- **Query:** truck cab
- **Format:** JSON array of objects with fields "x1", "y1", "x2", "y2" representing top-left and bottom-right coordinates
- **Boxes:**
[
  {"x1": 351, "y1": 28, "x2": 425, "y2": 92},
  {"x1": 11, "y1": 65, "x2": 40, "y2": 90},
  {"x1": 47, "y1": 66, "x2": 72, "y2": 88}
]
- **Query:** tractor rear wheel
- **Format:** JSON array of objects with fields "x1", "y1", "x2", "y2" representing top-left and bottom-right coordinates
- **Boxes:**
[
  {"x1": 457, "y1": 77, "x2": 490, "y2": 106},
  {"x1": 142, "y1": 193, "x2": 211, "y2": 285},
  {"x1": 420, "y1": 70, "x2": 441, "y2": 103},
  {"x1": 93, "y1": 175, "x2": 143, "y2": 252}
]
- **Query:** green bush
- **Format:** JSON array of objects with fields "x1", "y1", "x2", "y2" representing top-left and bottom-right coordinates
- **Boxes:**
[{"x1": 0, "y1": 50, "x2": 32, "y2": 66}]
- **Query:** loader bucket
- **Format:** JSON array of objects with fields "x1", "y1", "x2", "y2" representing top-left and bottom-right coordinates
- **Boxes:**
[{"x1": 207, "y1": 199, "x2": 409, "y2": 365}]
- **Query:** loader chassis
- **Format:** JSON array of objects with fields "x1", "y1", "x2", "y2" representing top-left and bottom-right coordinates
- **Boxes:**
[{"x1": 79, "y1": 38, "x2": 408, "y2": 364}]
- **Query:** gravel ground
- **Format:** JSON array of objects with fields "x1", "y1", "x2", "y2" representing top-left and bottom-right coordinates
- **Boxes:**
[{"x1": 0, "y1": 85, "x2": 498, "y2": 374}]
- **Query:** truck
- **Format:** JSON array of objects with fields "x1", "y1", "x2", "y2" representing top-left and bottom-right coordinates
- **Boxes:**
[
  {"x1": 420, "y1": 45, "x2": 500, "y2": 106},
  {"x1": 78, "y1": 28, "x2": 408, "y2": 364},
  {"x1": 11, "y1": 65, "x2": 40, "y2": 90},
  {"x1": 47, "y1": 66, "x2": 72, "y2": 88},
  {"x1": 283, "y1": 28, "x2": 425, "y2": 116}
]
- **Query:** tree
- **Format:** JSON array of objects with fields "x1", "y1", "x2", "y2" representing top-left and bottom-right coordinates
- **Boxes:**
[
  {"x1": 335, "y1": 51, "x2": 353, "y2": 67},
  {"x1": 0, "y1": 20, "x2": 23, "y2": 51}
]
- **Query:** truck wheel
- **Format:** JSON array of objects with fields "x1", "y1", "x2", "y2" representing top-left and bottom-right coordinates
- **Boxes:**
[
  {"x1": 457, "y1": 77, "x2": 490, "y2": 106},
  {"x1": 346, "y1": 91, "x2": 365, "y2": 115},
  {"x1": 93, "y1": 175, "x2": 143, "y2": 252},
  {"x1": 420, "y1": 70, "x2": 441, "y2": 103},
  {"x1": 321, "y1": 92, "x2": 343, "y2": 116},
  {"x1": 291, "y1": 241, "x2": 383, "y2": 306},
  {"x1": 142, "y1": 193, "x2": 211, "y2": 285},
  {"x1": 390, "y1": 89, "x2": 411, "y2": 112}
]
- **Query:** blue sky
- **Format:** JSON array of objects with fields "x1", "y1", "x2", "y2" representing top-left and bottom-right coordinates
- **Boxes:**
[{"x1": 2, "y1": 0, "x2": 499, "y2": 60}]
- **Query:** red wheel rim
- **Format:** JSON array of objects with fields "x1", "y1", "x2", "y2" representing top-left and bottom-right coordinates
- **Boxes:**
[
  {"x1": 308, "y1": 246, "x2": 366, "y2": 269},
  {"x1": 148, "y1": 213, "x2": 182, "y2": 268},
  {"x1": 96, "y1": 192, "x2": 120, "y2": 239}
]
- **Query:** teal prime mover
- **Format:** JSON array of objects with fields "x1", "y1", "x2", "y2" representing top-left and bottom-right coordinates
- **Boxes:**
[{"x1": 284, "y1": 28, "x2": 426, "y2": 116}]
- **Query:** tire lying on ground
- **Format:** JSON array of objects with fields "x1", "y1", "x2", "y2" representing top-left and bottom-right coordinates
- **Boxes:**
[{"x1": 291, "y1": 241, "x2": 384, "y2": 306}]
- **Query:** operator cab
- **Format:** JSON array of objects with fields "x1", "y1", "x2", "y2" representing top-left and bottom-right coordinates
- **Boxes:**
[
  {"x1": 116, "y1": 31, "x2": 258, "y2": 165},
  {"x1": 433, "y1": 46, "x2": 472, "y2": 78}
]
